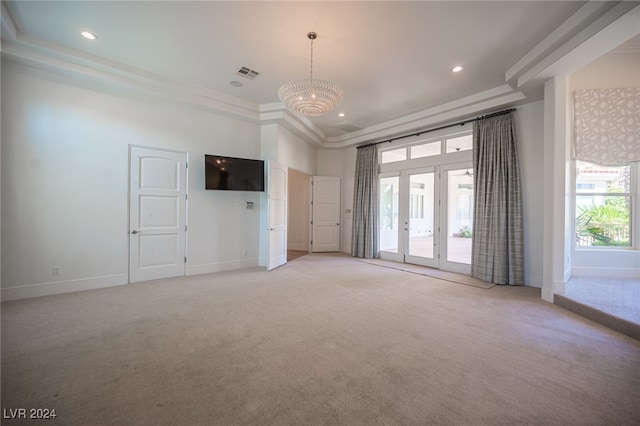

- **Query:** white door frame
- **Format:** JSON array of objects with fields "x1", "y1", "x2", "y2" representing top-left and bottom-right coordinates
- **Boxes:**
[
  {"x1": 404, "y1": 167, "x2": 439, "y2": 268},
  {"x1": 378, "y1": 163, "x2": 473, "y2": 274}
]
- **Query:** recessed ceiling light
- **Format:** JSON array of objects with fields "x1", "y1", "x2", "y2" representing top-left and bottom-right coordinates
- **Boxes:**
[
  {"x1": 338, "y1": 113, "x2": 345, "y2": 117},
  {"x1": 81, "y1": 31, "x2": 97, "y2": 40},
  {"x1": 230, "y1": 80, "x2": 243, "y2": 87},
  {"x1": 452, "y1": 65, "x2": 463, "y2": 73}
]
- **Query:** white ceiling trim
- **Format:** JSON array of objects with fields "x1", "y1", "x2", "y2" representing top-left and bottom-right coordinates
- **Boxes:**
[
  {"x1": 509, "y1": 1, "x2": 640, "y2": 89},
  {"x1": 1, "y1": 7, "x2": 261, "y2": 123},
  {"x1": 2, "y1": 1, "x2": 637, "y2": 151},
  {"x1": 323, "y1": 85, "x2": 526, "y2": 149},
  {"x1": 260, "y1": 104, "x2": 327, "y2": 147},
  {"x1": 505, "y1": 1, "x2": 614, "y2": 85}
]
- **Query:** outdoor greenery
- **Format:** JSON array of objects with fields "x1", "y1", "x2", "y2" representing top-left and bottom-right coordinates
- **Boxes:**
[
  {"x1": 576, "y1": 195, "x2": 630, "y2": 246},
  {"x1": 457, "y1": 226, "x2": 473, "y2": 238}
]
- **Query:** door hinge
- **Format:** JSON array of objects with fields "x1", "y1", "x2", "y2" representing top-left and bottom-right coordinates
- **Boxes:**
[
  {"x1": 311, "y1": 220, "x2": 313, "y2": 225},
  {"x1": 185, "y1": 194, "x2": 188, "y2": 200},
  {"x1": 184, "y1": 256, "x2": 187, "y2": 263},
  {"x1": 186, "y1": 162, "x2": 189, "y2": 169},
  {"x1": 185, "y1": 225, "x2": 188, "y2": 232}
]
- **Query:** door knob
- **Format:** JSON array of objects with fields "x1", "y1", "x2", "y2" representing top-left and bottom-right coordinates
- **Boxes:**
[{"x1": 131, "y1": 230, "x2": 140, "y2": 234}]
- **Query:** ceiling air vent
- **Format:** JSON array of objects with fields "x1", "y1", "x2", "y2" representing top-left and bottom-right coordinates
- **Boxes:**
[
  {"x1": 237, "y1": 67, "x2": 260, "y2": 79},
  {"x1": 335, "y1": 122, "x2": 363, "y2": 133}
]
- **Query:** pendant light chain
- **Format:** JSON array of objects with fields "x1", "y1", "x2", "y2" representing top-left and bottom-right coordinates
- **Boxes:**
[{"x1": 309, "y1": 36, "x2": 314, "y2": 85}]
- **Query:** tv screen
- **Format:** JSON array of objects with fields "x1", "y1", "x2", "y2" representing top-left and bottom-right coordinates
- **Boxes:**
[{"x1": 205, "y1": 155, "x2": 265, "y2": 191}]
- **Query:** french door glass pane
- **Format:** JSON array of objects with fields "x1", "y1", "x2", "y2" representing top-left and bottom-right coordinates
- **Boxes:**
[
  {"x1": 447, "y1": 169, "x2": 473, "y2": 264},
  {"x1": 408, "y1": 173, "x2": 435, "y2": 259},
  {"x1": 380, "y1": 176, "x2": 400, "y2": 253}
]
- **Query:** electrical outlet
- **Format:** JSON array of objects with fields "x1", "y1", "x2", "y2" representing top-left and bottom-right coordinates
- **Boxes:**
[
  {"x1": 242, "y1": 249, "x2": 249, "y2": 257},
  {"x1": 52, "y1": 266, "x2": 61, "y2": 276}
]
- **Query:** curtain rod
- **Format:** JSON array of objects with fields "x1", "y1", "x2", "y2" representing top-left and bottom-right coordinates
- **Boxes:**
[{"x1": 356, "y1": 108, "x2": 516, "y2": 149}]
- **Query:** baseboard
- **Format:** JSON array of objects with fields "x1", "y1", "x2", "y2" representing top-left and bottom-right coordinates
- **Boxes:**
[
  {"x1": 186, "y1": 257, "x2": 259, "y2": 276},
  {"x1": 287, "y1": 243, "x2": 308, "y2": 251},
  {"x1": 572, "y1": 267, "x2": 640, "y2": 279},
  {"x1": 1, "y1": 274, "x2": 128, "y2": 301},
  {"x1": 541, "y1": 287, "x2": 554, "y2": 303}
]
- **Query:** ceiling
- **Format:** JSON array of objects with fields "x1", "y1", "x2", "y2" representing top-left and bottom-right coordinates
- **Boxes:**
[{"x1": 2, "y1": 1, "x2": 637, "y2": 141}]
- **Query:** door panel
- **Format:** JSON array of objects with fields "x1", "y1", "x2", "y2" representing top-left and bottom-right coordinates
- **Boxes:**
[
  {"x1": 268, "y1": 160, "x2": 287, "y2": 270},
  {"x1": 311, "y1": 176, "x2": 341, "y2": 252},
  {"x1": 405, "y1": 170, "x2": 438, "y2": 268},
  {"x1": 129, "y1": 147, "x2": 186, "y2": 282},
  {"x1": 379, "y1": 174, "x2": 401, "y2": 260},
  {"x1": 440, "y1": 165, "x2": 473, "y2": 274}
]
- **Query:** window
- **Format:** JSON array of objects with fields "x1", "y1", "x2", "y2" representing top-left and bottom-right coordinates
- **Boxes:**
[
  {"x1": 410, "y1": 141, "x2": 441, "y2": 159},
  {"x1": 381, "y1": 148, "x2": 407, "y2": 164},
  {"x1": 575, "y1": 161, "x2": 635, "y2": 248},
  {"x1": 445, "y1": 134, "x2": 473, "y2": 153}
]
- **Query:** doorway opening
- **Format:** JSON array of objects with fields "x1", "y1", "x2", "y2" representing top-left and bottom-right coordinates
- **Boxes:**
[
  {"x1": 287, "y1": 170, "x2": 342, "y2": 261},
  {"x1": 287, "y1": 169, "x2": 311, "y2": 261}
]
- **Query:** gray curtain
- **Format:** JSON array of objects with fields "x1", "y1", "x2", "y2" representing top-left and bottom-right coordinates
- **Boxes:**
[
  {"x1": 471, "y1": 112, "x2": 524, "y2": 285},
  {"x1": 351, "y1": 145, "x2": 379, "y2": 258}
]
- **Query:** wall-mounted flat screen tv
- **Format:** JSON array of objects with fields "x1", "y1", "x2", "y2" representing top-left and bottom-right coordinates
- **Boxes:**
[{"x1": 205, "y1": 154, "x2": 265, "y2": 191}]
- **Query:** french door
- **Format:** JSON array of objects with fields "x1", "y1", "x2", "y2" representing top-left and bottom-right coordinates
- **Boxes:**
[{"x1": 379, "y1": 163, "x2": 473, "y2": 274}]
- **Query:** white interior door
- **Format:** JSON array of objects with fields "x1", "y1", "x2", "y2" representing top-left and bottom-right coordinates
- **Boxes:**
[
  {"x1": 129, "y1": 147, "x2": 187, "y2": 282},
  {"x1": 311, "y1": 176, "x2": 341, "y2": 252},
  {"x1": 268, "y1": 160, "x2": 287, "y2": 270}
]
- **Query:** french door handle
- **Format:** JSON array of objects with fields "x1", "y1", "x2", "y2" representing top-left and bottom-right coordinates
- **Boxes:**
[{"x1": 131, "y1": 230, "x2": 140, "y2": 234}]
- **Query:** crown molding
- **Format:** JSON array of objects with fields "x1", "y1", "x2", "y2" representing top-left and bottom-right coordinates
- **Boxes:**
[
  {"x1": 507, "y1": 1, "x2": 640, "y2": 89},
  {"x1": 323, "y1": 85, "x2": 527, "y2": 149},
  {"x1": 1, "y1": 7, "x2": 261, "y2": 123},
  {"x1": 260, "y1": 103, "x2": 327, "y2": 147},
  {"x1": 4, "y1": 1, "x2": 636, "y2": 152}
]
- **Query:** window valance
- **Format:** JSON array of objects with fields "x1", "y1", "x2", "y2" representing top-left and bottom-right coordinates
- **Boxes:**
[{"x1": 574, "y1": 88, "x2": 640, "y2": 166}]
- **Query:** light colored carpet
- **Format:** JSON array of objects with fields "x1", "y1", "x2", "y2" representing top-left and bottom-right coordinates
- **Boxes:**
[
  {"x1": 564, "y1": 276, "x2": 640, "y2": 325},
  {"x1": 358, "y1": 258, "x2": 495, "y2": 289},
  {"x1": 2, "y1": 253, "x2": 640, "y2": 425}
]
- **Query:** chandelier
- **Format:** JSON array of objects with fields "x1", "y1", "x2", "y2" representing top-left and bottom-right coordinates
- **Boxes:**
[{"x1": 278, "y1": 32, "x2": 344, "y2": 117}]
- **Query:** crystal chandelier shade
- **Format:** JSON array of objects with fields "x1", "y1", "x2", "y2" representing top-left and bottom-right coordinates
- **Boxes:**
[{"x1": 278, "y1": 32, "x2": 344, "y2": 117}]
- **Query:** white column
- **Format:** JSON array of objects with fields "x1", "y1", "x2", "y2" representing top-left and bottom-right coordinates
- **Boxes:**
[{"x1": 542, "y1": 76, "x2": 573, "y2": 302}]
